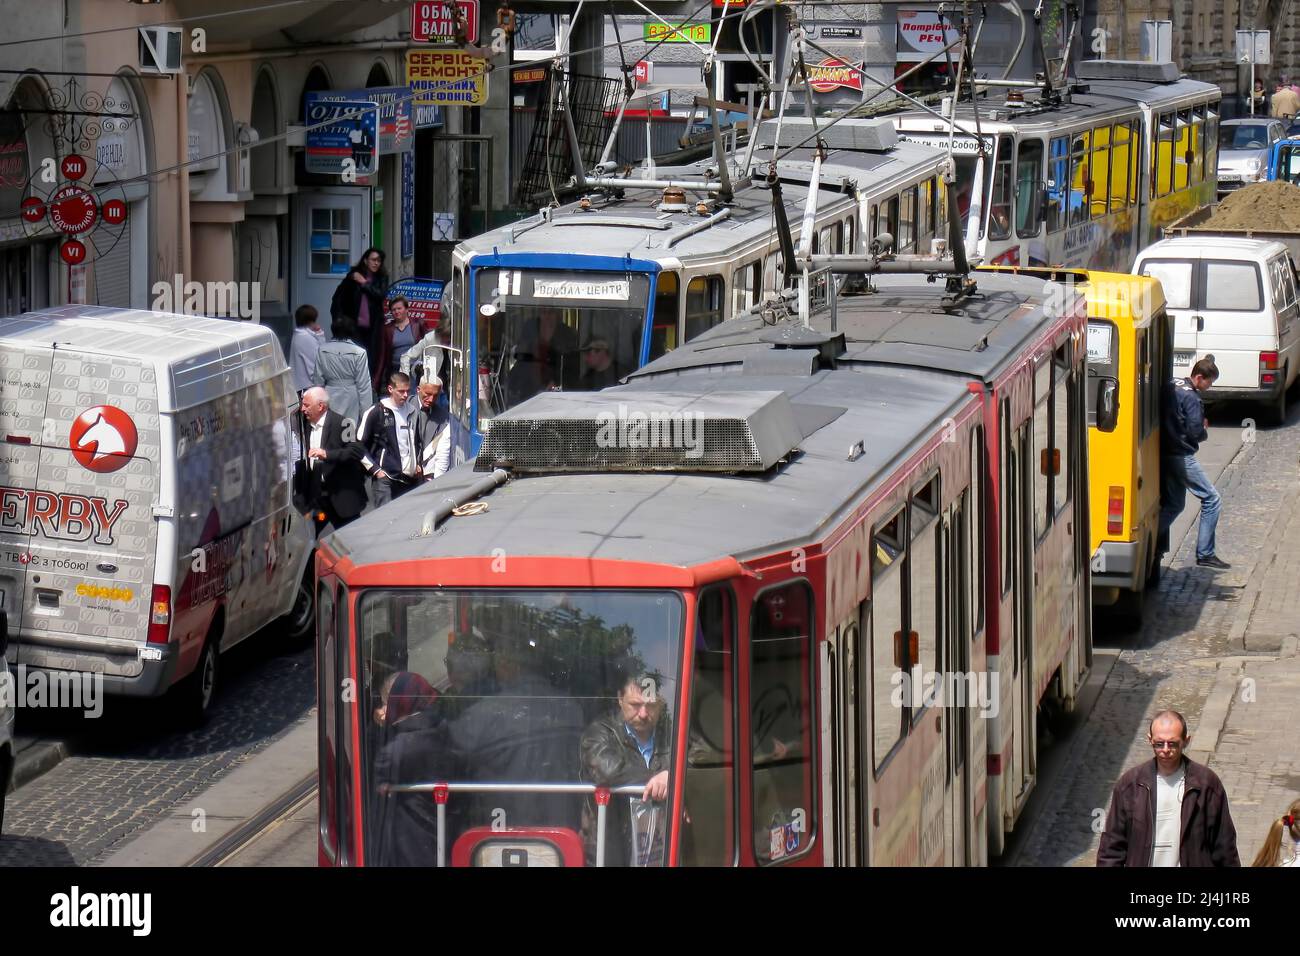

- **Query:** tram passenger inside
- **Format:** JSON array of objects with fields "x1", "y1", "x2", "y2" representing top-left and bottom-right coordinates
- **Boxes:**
[
  {"x1": 504, "y1": 308, "x2": 580, "y2": 405},
  {"x1": 578, "y1": 337, "x2": 623, "y2": 390},
  {"x1": 372, "y1": 672, "x2": 447, "y2": 867},
  {"x1": 579, "y1": 667, "x2": 672, "y2": 867},
  {"x1": 446, "y1": 628, "x2": 584, "y2": 830}
]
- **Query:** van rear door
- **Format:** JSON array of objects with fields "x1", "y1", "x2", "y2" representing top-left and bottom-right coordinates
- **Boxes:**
[
  {"x1": 1136, "y1": 257, "x2": 1199, "y2": 377},
  {"x1": 1197, "y1": 258, "x2": 1269, "y2": 389},
  {"x1": 0, "y1": 345, "x2": 160, "y2": 675}
]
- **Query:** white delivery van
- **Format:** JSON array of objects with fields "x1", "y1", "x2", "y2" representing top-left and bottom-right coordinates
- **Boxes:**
[
  {"x1": 1134, "y1": 236, "x2": 1300, "y2": 423},
  {"x1": 0, "y1": 306, "x2": 315, "y2": 720},
  {"x1": 0, "y1": 590, "x2": 12, "y2": 835}
]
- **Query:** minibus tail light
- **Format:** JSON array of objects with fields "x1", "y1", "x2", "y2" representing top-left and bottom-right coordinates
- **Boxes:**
[
  {"x1": 1260, "y1": 351, "x2": 1280, "y2": 370},
  {"x1": 1107, "y1": 486, "x2": 1125, "y2": 536},
  {"x1": 148, "y1": 585, "x2": 171, "y2": 644}
]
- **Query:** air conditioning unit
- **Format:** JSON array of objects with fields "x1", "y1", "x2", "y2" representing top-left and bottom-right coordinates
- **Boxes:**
[{"x1": 139, "y1": 26, "x2": 182, "y2": 74}]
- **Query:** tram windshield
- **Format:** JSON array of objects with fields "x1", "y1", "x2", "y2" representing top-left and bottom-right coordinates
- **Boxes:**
[
  {"x1": 1275, "y1": 142, "x2": 1300, "y2": 185},
  {"x1": 473, "y1": 268, "x2": 651, "y2": 421},
  {"x1": 358, "y1": 587, "x2": 683, "y2": 867}
]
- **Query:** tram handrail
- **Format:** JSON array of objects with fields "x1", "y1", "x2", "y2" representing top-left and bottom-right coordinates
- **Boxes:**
[{"x1": 379, "y1": 781, "x2": 654, "y2": 868}]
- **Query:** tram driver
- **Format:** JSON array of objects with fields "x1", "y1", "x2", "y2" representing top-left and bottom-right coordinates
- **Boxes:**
[{"x1": 579, "y1": 667, "x2": 673, "y2": 866}]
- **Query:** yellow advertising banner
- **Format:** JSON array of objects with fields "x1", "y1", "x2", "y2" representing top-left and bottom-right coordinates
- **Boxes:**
[{"x1": 406, "y1": 49, "x2": 489, "y2": 107}]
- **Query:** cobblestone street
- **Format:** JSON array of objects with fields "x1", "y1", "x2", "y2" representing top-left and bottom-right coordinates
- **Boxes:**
[
  {"x1": 0, "y1": 631, "x2": 314, "y2": 866},
  {"x1": 1013, "y1": 404, "x2": 1300, "y2": 866}
]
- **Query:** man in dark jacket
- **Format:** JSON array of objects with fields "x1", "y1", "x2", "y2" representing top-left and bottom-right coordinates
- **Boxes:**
[
  {"x1": 1097, "y1": 710, "x2": 1239, "y2": 867},
  {"x1": 1158, "y1": 356, "x2": 1228, "y2": 569},
  {"x1": 301, "y1": 387, "x2": 368, "y2": 535},
  {"x1": 580, "y1": 671, "x2": 673, "y2": 866}
]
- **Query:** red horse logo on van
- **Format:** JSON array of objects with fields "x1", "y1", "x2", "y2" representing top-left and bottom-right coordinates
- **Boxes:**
[{"x1": 69, "y1": 406, "x2": 139, "y2": 473}]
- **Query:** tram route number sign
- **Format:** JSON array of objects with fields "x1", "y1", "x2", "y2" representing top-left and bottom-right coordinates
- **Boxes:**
[
  {"x1": 407, "y1": 50, "x2": 489, "y2": 108},
  {"x1": 411, "y1": 0, "x2": 480, "y2": 46}
]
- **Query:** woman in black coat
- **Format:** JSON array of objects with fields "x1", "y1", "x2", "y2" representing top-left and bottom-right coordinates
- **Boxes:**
[{"x1": 330, "y1": 247, "x2": 389, "y2": 382}]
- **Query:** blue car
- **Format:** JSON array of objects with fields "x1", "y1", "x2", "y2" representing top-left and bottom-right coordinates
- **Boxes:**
[{"x1": 1268, "y1": 135, "x2": 1300, "y2": 185}]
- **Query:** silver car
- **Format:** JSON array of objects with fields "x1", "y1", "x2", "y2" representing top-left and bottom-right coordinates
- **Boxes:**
[{"x1": 1217, "y1": 118, "x2": 1286, "y2": 194}]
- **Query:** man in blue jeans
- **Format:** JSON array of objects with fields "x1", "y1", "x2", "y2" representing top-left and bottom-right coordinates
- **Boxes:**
[{"x1": 1159, "y1": 356, "x2": 1228, "y2": 569}]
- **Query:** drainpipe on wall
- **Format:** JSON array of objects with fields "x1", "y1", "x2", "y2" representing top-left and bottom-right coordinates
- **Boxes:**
[{"x1": 178, "y1": 70, "x2": 191, "y2": 278}]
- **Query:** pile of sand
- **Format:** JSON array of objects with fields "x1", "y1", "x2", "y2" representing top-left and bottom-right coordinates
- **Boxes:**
[{"x1": 1206, "y1": 181, "x2": 1300, "y2": 231}]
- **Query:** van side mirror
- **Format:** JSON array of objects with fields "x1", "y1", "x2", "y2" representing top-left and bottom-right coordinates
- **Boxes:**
[{"x1": 1095, "y1": 377, "x2": 1120, "y2": 433}]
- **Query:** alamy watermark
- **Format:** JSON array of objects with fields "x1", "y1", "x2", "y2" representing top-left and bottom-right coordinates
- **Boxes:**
[
  {"x1": 890, "y1": 665, "x2": 999, "y2": 718},
  {"x1": 595, "y1": 403, "x2": 705, "y2": 459},
  {"x1": 151, "y1": 274, "x2": 261, "y2": 323},
  {"x1": 0, "y1": 664, "x2": 103, "y2": 718}
]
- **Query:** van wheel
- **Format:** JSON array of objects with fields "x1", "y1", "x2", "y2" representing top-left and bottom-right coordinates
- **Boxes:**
[
  {"x1": 281, "y1": 565, "x2": 315, "y2": 643},
  {"x1": 177, "y1": 635, "x2": 219, "y2": 726}
]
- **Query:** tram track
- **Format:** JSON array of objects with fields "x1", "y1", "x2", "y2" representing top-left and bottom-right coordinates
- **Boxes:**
[{"x1": 186, "y1": 773, "x2": 317, "y2": 867}]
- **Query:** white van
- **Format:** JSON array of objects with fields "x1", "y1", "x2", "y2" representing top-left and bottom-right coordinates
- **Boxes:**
[
  {"x1": 1133, "y1": 237, "x2": 1300, "y2": 423},
  {"x1": 0, "y1": 591, "x2": 12, "y2": 835},
  {"x1": 0, "y1": 306, "x2": 315, "y2": 720}
]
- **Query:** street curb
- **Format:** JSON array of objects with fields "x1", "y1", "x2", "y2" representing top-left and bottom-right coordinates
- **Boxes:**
[
  {"x1": 97, "y1": 716, "x2": 317, "y2": 867},
  {"x1": 11, "y1": 739, "x2": 75, "y2": 792},
  {"x1": 1186, "y1": 658, "x2": 1243, "y2": 764}
]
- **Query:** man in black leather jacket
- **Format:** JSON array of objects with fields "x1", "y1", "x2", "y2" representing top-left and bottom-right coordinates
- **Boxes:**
[
  {"x1": 579, "y1": 672, "x2": 673, "y2": 866},
  {"x1": 1158, "y1": 356, "x2": 1228, "y2": 569}
]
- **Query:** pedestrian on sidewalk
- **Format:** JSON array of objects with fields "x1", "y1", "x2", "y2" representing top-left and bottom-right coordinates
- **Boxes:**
[
  {"x1": 1272, "y1": 78, "x2": 1300, "y2": 120},
  {"x1": 330, "y1": 247, "x2": 389, "y2": 383},
  {"x1": 311, "y1": 314, "x2": 373, "y2": 429},
  {"x1": 1097, "y1": 710, "x2": 1240, "y2": 867},
  {"x1": 1250, "y1": 798, "x2": 1300, "y2": 866},
  {"x1": 358, "y1": 371, "x2": 419, "y2": 508},
  {"x1": 288, "y1": 304, "x2": 324, "y2": 394},
  {"x1": 300, "y1": 387, "x2": 369, "y2": 535},
  {"x1": 1158, "y1": 356, "x2": 1229, "y2": 569}
]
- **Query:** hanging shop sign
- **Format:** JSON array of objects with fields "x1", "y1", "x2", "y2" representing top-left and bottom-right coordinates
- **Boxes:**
[
  {"x1": 401, "y1": 151, "x2": 415, "y2": 260},
  {"x1": 897, "y1": 9, "x2": 962, "y2": 56},
  {"x1": 388, "y1": 277, "x2": 444, "y2": 331},
  {"x1": 512, "y1": 66, "x2": 547, "y2": 84},
  {"x1": 304, "y1": 100, "x2": 379, "y2": 176},
  {"x1": 411, "y1": 0, "x2": 481, "y2": 45},
  {"x1": 308, "y1": 88, "x2": 413, "y2": 154},
  {"x1": 807, "y1": 58, "x2": 864, "y2": 94},
  {"x1": 407, "y1": 49, "x2": 490, "y2": 107},
  {"x1": 644, "y1": 22, "x2": 711, "y2": 43},
  {"x1": 18, "y1": 152, "x2": 130, "y2": 268}
]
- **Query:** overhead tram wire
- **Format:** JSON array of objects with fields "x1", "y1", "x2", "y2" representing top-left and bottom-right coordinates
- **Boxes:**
[
  {"x1": 0, "y1": 0, "x2": 321, "y2": 47},
  {"x1": 77, "y1": 0, "x2": 744, "y2": 194}
]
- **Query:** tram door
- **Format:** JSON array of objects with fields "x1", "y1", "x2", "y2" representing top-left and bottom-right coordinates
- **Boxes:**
[
  {"x1": 942, "y1": 511, "x2": 970, "y2": 865},
  {"x1": 1006, "y1": 424, "x2": 1030, "y2": 816},
  {"x1": 1014, "y1": 423, "x2": 1036, "y2": 799},
  {"x1": 822, "y1": 617, "x2": 863, "y2": 865}
]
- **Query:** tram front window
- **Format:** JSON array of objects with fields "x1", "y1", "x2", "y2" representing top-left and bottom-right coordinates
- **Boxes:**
[
  {"x1": 358, "y1": 588, "x2": 683, "y2": 867},
  {"x1": 474, "y1": 269, "x2": 650, "y2": 423}
]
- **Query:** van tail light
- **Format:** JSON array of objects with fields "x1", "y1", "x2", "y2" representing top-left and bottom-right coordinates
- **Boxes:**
[
  {"x1": 1107, "y1": 485, "x2": 1125, "y2": 536},
  {"x1": 148, "y1": 585, "x2": 172, "y2": 644},
  {"x1": 1261, "y1": 351, "x2": 1280, "y2": 386}
]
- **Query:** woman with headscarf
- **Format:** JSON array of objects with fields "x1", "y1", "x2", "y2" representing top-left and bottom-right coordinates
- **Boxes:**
[
  {"x1": 330, "y1": 247, "x2": 389, "y2": 383},
  {"x1": 372, "y1": 671, "x2": 449, "y2": 866}
]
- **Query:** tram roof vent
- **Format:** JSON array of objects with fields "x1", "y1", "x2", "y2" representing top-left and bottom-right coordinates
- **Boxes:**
[
  {"x1": 756, "y1": 118, "x2": 897, "y2": 152},
  {"x1": 1074, "y1": 60, "x2": 1180, "y2": 84},
  {"x1": 475, "y1": 390, "x2": 803, "y2": 473}
]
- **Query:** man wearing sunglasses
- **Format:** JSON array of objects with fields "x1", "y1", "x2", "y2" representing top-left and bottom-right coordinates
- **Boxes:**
[{"x1": 1097, "y1": 710, "x2": 1239, "y2": 866}]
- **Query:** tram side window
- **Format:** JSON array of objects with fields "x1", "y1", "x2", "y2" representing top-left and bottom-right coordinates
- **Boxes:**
[
  {"x1": 1174, "y1": 109, "x2": 1193, "y2": 191},
  {"x1": 1090, "y1": 124, "x2": 1111, "y2": 219},
  {"x1": 989, "y1": 135, "x2": 1013, "y2": 240},
  {"x1": 898, "y1": 188, "x2": 915, "y2": 252},
  {"x1": 1033, "y1": 359, "x2": 1052, "y2": 540},
  {"x1": 685, "y1": 274, "x2": 725, "y2": 342},
  {"x1": 1015, "y1": 139, "x2": 1044, "y2": 238},
  {"x1": 649, "y1": 271, "x2": 680, "y2": 362},
  {"x1": 845, "y1": 215, "x2": 856, "y2": 254},
  {"x1": 1128, "y1": 120, "x2": 1142, "y2": 203},
  {"x1": 909, "y1": 479, "x2": 940, "y2": 720},
  {"x1": 1206, "y1": 105, "x2": 1220, "y2": 183},
  {"x1": 870, "y1": 511, "x2": 906, "y2": 770},
  {"x1": 878, "y1": 196, "x2": 900, "y2": 250},
  {"x1": 681, "y1": 586, "x2": 736, "y2": 867},
  {"x1": 1053, "y1": 351, "x2": 1072, "y2": 517},
  {"x1": 1192, "y1": 105, "x2": 1206, "y2": 183},
  {"x1": 1046, "y1": 136, "x2": 1069, "y2": 233},
  {"x1": 733, "y1": 261, "x2": 759, "y2": 316},
  {"x1": 1069, "y1": 130, "x2": 1091, "y2": 228},
  {"x1": 1109, "y1": 123, "x2": 1132, "y2": 211},
  {"x1": 751, "y1": 581, "x2": 815, "y2": 864},
  {"x1": 1154, "y1": 112, "x2": 1175, "y2": 198}
]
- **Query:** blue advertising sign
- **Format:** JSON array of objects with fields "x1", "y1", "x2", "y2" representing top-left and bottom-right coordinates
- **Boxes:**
[
  {"x1": 388, "y1": 277, "x2": 445, "y2": 333},
  {"x1": 401, "y1": 151, "x2": 415, "y2": 260},
  {"x1": 308, "y1": 87, "x2": 414, "y2": 154},
  {"x1": 304, "y1": 99, "x2": 378, "y2": 176},
  {"x1": 415, "y1": 104, "x2": 444, "y2": 129}
]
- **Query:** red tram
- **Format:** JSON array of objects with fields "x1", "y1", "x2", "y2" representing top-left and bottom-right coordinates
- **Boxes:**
[{"x1": 314, "y1": 269, "x2": 1090, "y2": 866}]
